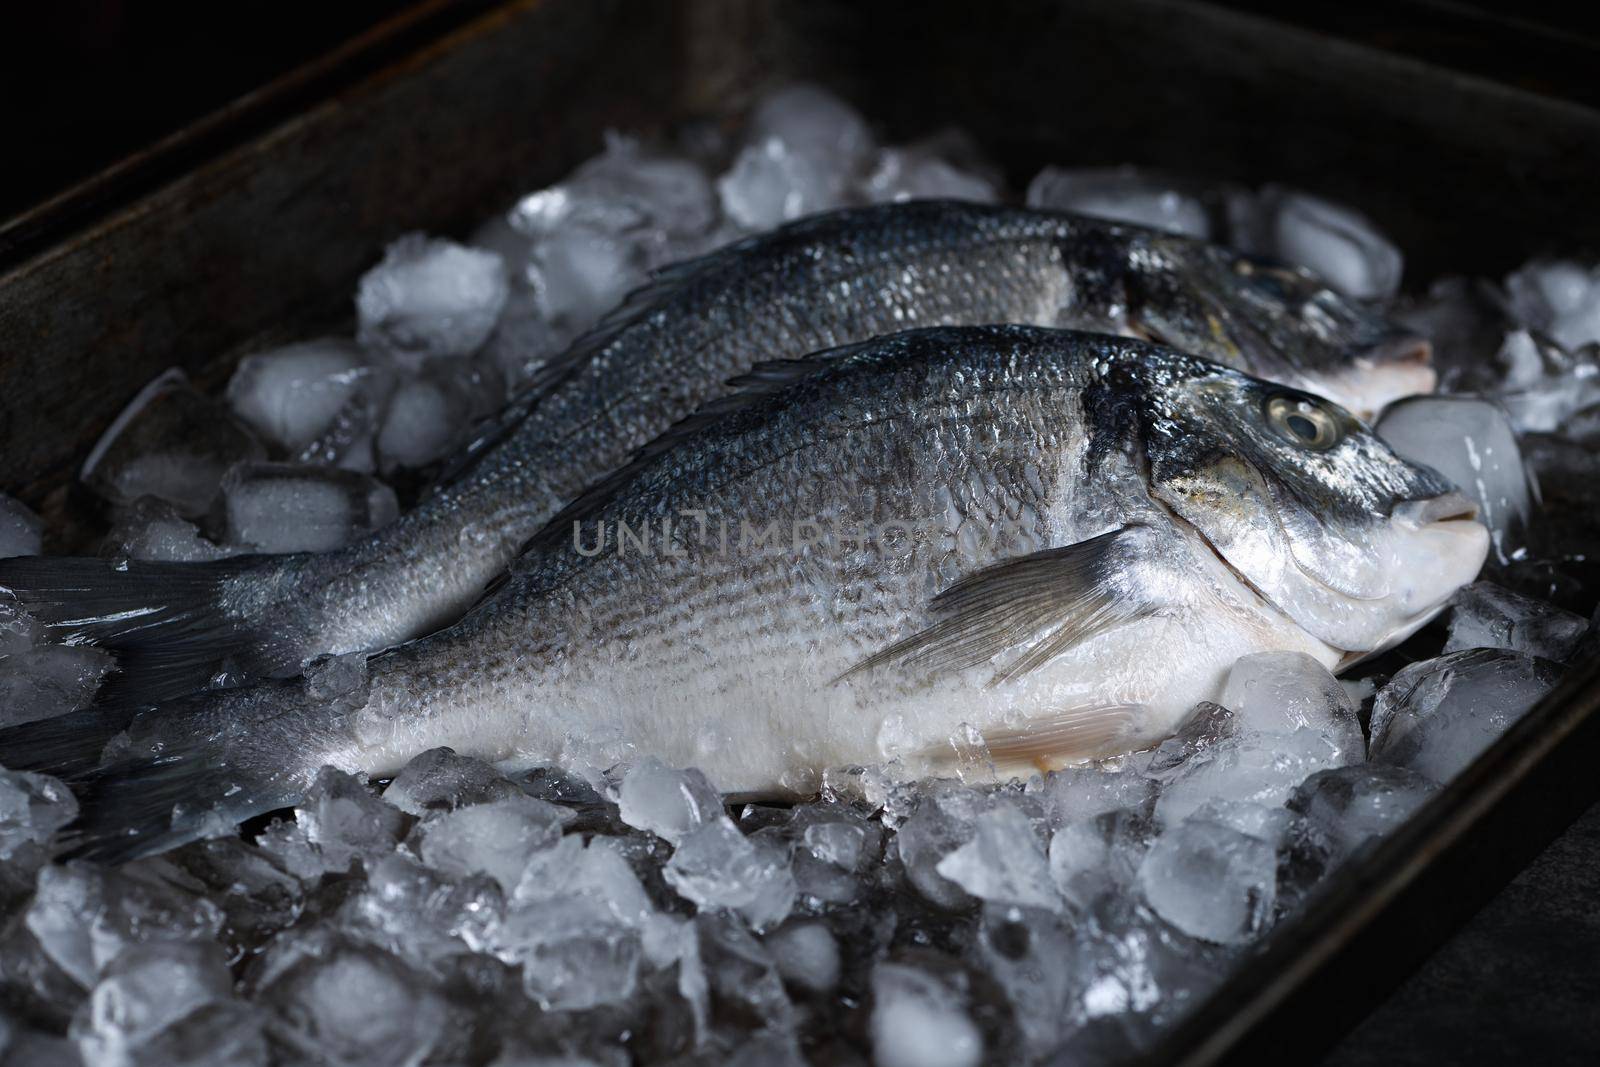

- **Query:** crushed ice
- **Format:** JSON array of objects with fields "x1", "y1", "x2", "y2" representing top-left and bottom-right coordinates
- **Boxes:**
[{"x1": 1, "y1": 82, "x2": 1598, "y2": 1065}]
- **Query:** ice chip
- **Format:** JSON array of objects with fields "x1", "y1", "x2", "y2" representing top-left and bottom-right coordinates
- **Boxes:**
[
  {"x1": 749, "y1": 84, "x2": 874, "y2": 168},
  {"x1": 1235, "y1": 186, "x2": 1403, "y2": 300},
  {"x1": 718, "y1": 138, "x2": 847, "y2": 231},
  {"x1": 384, "y1": 747, "x2": 523, "y2": 815},
  {"x1": 974, "y1": 904, "x2": 1077, "y2": 1056},
  {"x1": 1026, "y1": 165, "x2": 1211, "y2": 239},
  {"x1": 1490, "y1": 330, "x2": 1600, "y2": 432},
  {"x1": 259, "y1": 936, "x2": 445, "y2": 1067},
  {"x1": 1505, "y1": 259, "x2": 1600, "y2": 351},
  {"x1": 376, "y1": 373, "x2": 471, "y2": 472},
  {"x1": 357, "y1": 234, "x2": 508, "y2": 363},
  {"x1": 1048, "y1": 809, "x2": 1153, "y2": 910},
  {"x1": 225, "y1": 339, "x2": 382, "y2": 455},
  {"x1": 1137, "y1": 810, "x2": 1278, "y2": 944},
  {"x1": 525, "y1": 223, "x2": 646, "y2": 331},
  {"x1": 411, "y1": 794, "x2": 570, "y2": 892},
  {"x1": 935, "y1": 804, "x2": 1061, "y2": 912},
  {"x1": 0, "y1": 768, "x2": 78, "y2": 860},
  {"x1": 218, "y1": 461, "x2": 397, "y2": 553},
  {"x1": 70, "y1": 941, "x2": 256, "y2": 1067},
  {"x1": 0, "y1": 643, "x2": 114, "y2": 728},
  {"x1": 1219, "y1": 651, "x2": 1363, "y2": 759},
  {"x1": 0, "y1": 493, "x2": 44, "y2": 558},
  {"x1": 870, "y1": 963, "x2": 983, "y2": 1067},
  {"x1": 1288, "y1": 764, "x2": 1436, "y2": 860},
  {"x1": 1444, "y1": 582, "x2": 1588, "y2": 661},
  {"x1": 81, "y1": 369, "x2": 265, "y2": 518},
  {"x1": 617, "y1": 758, "x2": 722, "y2": 844},
  {"x1": 861, "y1": 143, "x2": 999, "y2": 205},
  {"x1": 1369, "y1": 648, "x2": 1564, "y2": 781},
  {"x1": 493, "y1": 894, "x2": 643, "y2": 1011},
  {"x1": 274, "y1": 766, "x2": 404, "y2": 878},
  {"x1": 1155, "y1": 725, "x2": 1347, "y2": 827},
  {"x1": 1038, "y1": 765, "x2": 1157, "y2": 829},
  {"x1": 663, "y1": 816, "x2": 795, "y2": 930},
  {"x1": 106, "y1": 498, "x2": 237, "y2": 563},
  {"x1": 764, "y1": 920, "x2": 840, "y2": 995},
  {"x1": 25, "y1": 863, "x2": 224, "y2": 988},
  {"x1": 895, "y1": 783, "x2": 990, "y2": 910},
  {"x1": 344, "y1": 853, "x2": 503, "y2": 967},
  {"x1": 1375, "y1": 395, "x2": 1530, "y2": 562}
]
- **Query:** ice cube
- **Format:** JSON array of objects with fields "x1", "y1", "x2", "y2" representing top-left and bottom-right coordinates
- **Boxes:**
[
  {"x1": 160, "y1": 837, "x2": 304, "y2": 960},
  {"x1": 973, "y1": 904, "x2": 1077, "y2": 1057},
  {"x1": 1505, "y1": 259, "x2": 1600, "y2": 351},
  {"x1": 225, "y1": 339, "x2": 383, "y2": 456},
  {"x1": 718, "y1": 139, "x2": 850, "y2": 231},
  {"x1": 662, "y1": 816, "x2": 795, "y2": 930},
  {"x1": 375, "y1": 372, "x2": 470, "y2": 472},
  {"x1": 1026, "y1": 165, "x2": 1212, "y2": 239},
  {"x1": 1444, "y1": 581, "x2": 1588, "y2": 661},
  {"x1": 1219, "y1": 651, "x2": 1363, "y2": 760},
  {"x1": 383, "y1": 747, "x2": 523, "y2": 815},
  {"x1": 81, "y1": 369, "x2": 265, "y2": 518},
  {"x1": 1136, "y1": 809, "x2": 1278, "y2": 944},
  {"x1": 1048, "y1": 809, "x2": 1153, "y2": 910},
  {"x1": 1154, "y1": 726, "x2": 1347, "y2": 827},
  {"x1": 894, "y1": 783, "x2": 990, "y2": 910},
  {"x1": 0, "y1": 768, "x2": 77, "y2": 860},
  {"x1": 870, "y1": 963, "x2": 983, "y2": 1067},
  {"x1": 261, "y1": 766, "x2": 403, "y2": 880},
  {"x1": 1037, "y1": 765, "x2": 1158, "y2": 829},
  {"x1": 860, "y1": 142, "x2": 999, "y2": 205},
  {"x1": 218, "y1": 461, "x2": 397, "y2": 553},
  {"x1": 1374, "y1": 395, "x2": 1530, "y2": 562},
  {"x1": 0, "y1": 493, "x2": 43, "y2": 558},
  {"x1": 105, "y1": 498, "x2": 237, "y2": 563},
  {"x1": 616, "y1": 758, "x2": 722, "y2": 845},
  {"x1": 748, "y1": 84, "x2": 875, "y2": 173},
  {"x1": 493, "y1": 894, "x2": 643, "y2": 1011},
  {"x1": 25, "y1": 863, "x2": 224, "y2": 988},
  {"x1": 0, "y1": 643, "x2": 114, "y2": 728},
  {"x1": 410, "y1": 794, "x2": 570, "y2": 892},
  {"x1": 1369, "y1": 648, "x2": 1564, "y2": 781},
  {"x1": 343, "y1": 853, "x2": 503, "y2": 967},
  {"x1": 1490, "y1": 330, "x2": 1600, "y2": 433},
  {"x1": 934, "y1": 804, "x2": 1061, "y2": 912},
  {"x1": 1234, "y1": 186, "x2": 1403, "y2": 300},
  {"x1": 524, "y1": 223, "x2": 647, "y2": 332},
  {"x1": 258, "y1": 936, "x2": 445, "y2": 1067},
  {"x1": 356, "y1": 234, "x2": 508, "y2": 365},
  {"x1": 695, "y1": 911, "x2": 793, "y2": 1031},
  {"x1": 790, "y1": 813, "x2": 870, "y2": 905},
  {"x1": 763, "y1": 920, "x2": 840, "y2": 995},
  {"x1": 70, "y1": 941, "x2": 262, "y2": 1067},
  {"x1": 1287, "y1": 764, "x2": 1436, "y2": 860}
]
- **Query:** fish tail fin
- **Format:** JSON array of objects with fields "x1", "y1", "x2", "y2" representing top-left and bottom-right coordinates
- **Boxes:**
[
  {"x1": 0, "y1": 553, "x2": 306, "y2": 706},
  {"x1": 0, "y1": 705, "x2": 142, "y2": 782},
  {"x1": 41, "y1": 679, "x2": 329, "y2": 864}
]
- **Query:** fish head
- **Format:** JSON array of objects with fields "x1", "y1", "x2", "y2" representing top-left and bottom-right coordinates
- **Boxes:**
[
  {"x1": 1136, "y1": 360, "x2": 1488, "y2": 656},
  {"x1": 1119, "y1": 235, "x2": 1434, "y2": 418}
]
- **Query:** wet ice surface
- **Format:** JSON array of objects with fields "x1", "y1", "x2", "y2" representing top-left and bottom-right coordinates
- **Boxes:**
[{"x1": 3, "y1": 82, "x2": 1600, "y2": 1065}]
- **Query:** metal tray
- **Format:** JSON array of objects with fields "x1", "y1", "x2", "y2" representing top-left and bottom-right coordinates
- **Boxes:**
[{"x1": 2, "y1": 1, "x2": 1597, "y2": 1061}]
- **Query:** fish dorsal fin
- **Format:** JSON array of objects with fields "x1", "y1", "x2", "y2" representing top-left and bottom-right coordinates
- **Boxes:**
[
  {"x1": 522, "y1": 339, "x2": 890, "y2": 557},
  {"x1": 840, "y1": 526, "x2": 1160, "y2": 687}
]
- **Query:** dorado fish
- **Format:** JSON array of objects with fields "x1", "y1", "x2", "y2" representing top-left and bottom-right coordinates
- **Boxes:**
[
  {"x1": 0, "y1": 202, "x2": 1434, "y2": 706},
  {"x1": 19, "y1": 326, "x2": 1483, "y2": 861}
]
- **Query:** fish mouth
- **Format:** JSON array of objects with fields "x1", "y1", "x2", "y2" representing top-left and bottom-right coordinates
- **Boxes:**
[{"x1": 1168, "y1": 489, "x2": 1487, "y2": 669}]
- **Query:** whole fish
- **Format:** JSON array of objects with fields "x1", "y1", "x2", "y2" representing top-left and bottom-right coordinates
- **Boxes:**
[
  {"x1": 27, "y1": 326, "x2": 1483, "y2": 860},
  {"x1": 0, "y1": 202, "x2": 1433, "y2": 706}
]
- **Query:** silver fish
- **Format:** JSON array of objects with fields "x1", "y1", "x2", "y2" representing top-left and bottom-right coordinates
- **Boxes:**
[
  {"x1": 0, "y1": 202, "x2": 1433, "y2": 705},
  {"x1": 30, "y1": 326, "x2": 1483, "y2": 860}
]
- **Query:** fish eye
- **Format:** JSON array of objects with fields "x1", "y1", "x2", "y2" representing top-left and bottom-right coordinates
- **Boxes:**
[{"x1": 1263, "y1": 393, "x2": 1343, "y2": 450}]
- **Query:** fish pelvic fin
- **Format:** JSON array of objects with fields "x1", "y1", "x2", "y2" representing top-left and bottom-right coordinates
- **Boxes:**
[
  {"x1": 838, "y1": 526, "x2": 1161, "y2": 687},
  {"x1": 925, "y1": 704, "x2": 1148, "y2": 776},
  {"x1": 0, "y1": 553, "x2": 304, "y2": 707}
]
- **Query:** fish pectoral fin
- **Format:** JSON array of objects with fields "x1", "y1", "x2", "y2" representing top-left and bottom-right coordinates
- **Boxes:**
[
  {"x1": 837, "y1": 526, "x2": 1159, "y2": 686},
  {"x1": 977, "y1": 704, "x2": 1147, "y2": 772}
]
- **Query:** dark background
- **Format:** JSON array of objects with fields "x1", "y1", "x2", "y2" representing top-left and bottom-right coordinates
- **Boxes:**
[{"x1": 2, "y1": 1, "x2": 1597, "y2": 1064}]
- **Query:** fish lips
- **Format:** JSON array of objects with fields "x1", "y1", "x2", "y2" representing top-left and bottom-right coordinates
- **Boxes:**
[{"x1": 1155, "y1": 461, "x2": 1488, "y2": 657}]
